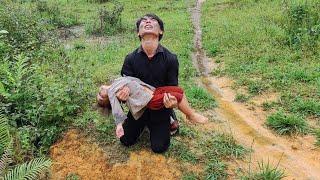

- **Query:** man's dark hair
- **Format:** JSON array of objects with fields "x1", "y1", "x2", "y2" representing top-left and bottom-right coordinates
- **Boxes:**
[{"x1": 136, "y1": 13, "x2": 164, "y2": 41}]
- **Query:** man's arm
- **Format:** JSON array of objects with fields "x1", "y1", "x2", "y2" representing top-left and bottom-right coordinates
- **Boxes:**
[
  {"x1": 166, "y1": 54, "x2": 179, "y2": 86},
  {"x1": 164, "y1": 54, "x2": 179, "y2": 108},
  {"x1": 118, "y1": 55, "x2": 134, "y2": 101}
]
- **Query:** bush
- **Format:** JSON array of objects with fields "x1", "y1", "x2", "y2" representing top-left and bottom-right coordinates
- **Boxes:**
[
  {"x1": 87, "y1": 1, "x2": 124, "y2": 35},
  {"x1": 284, "y1": 0, "x2": 320, "y2": 52},
  {"x1": 266, "y1": 111, "x2": 308, "y2": 135},
  {"x1": 0, "y1": 2, "x2": 88, "y2": 158}
]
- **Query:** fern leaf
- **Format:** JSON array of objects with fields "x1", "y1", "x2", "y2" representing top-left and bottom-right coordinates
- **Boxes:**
[
  {"x1": 4, "y1": 158, "x2": 51, "y2": 180},
  {"x1": 0, "y1": 146, "x2": 12, "y2": 176},
  {"x1": 0, "y1": 117, "x2": 10, "y2": 155}
]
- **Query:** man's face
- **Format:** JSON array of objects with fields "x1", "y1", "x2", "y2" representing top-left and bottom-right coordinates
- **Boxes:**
[{"x1": 138, "y1": 16, "x2": 163, "y2": 38}]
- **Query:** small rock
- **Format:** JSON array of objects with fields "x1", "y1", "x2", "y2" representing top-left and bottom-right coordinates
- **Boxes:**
[{"x1": 291, "y1": 145, "x2": 298, "y2": 150}]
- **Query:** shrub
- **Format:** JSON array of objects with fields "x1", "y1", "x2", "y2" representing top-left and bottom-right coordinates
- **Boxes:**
[
  {"x1": 266, "y1": 111, "x2": 308, "y2": 135},
  {"x1": 87, "y1": 1, "x2": 124, "y2": 35}
]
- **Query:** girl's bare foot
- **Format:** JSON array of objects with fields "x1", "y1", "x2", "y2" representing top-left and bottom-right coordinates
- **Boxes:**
[{"x1": 186, "y1": 112, "x2": 208, "y2": 124}]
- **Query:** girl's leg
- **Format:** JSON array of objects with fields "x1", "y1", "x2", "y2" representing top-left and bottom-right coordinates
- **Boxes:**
[{"x1": 178, "y1": 95, "x2": 208, "y2": 123}]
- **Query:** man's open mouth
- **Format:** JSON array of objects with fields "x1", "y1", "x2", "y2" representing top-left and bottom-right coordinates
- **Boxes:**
[{"x1": 144, "y1": 25, "x2": 153, "y2": 30}]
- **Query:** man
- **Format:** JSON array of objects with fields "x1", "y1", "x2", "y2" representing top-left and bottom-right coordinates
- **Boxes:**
[{"x1": 117, "y1": 13, "x2": 179, "y2": 153}]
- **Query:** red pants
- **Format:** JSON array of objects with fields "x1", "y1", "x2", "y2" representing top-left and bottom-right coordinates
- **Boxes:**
[{"x1": 147, "y1": 86, "x2": 184, "y2": 110}]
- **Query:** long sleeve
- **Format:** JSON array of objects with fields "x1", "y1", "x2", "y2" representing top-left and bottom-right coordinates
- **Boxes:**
[
  {"x1": 121, "y1": 54, "x2": 134, "y2": 77},
  {"x1": 166, "y1": 54, "x2": 179, "y2": 86},
  {"x1": 108, "y1": 89, "x2": 127, "y2": 125}
]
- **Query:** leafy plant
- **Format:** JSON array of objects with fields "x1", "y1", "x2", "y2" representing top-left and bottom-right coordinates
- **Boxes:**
[
  {"x1": 3, "y1": 157, "x2": 51, "y2": 180},
  {"x1": 266, "y1": 111, "x2": 308, "y2": 135},
  {"x1": 242, "y1": 160, "x2": 285, "y2": 180},
  {"x1": 88, "y1": 1, "x2": 124, "y2": 35}
]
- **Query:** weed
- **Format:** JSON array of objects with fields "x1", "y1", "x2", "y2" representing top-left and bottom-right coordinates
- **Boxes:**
[
  {"x1": 87, "y1": 1, "x2": 124, "y2": 35},
  {"x1": 204, "y1": 133, "x2": 247, "y2": 160},
  {"x1": 182, "y1": 172, "x2": 198, "y2": 180},
  {"x1": 242, "y1": 160, "x2": 285, "y2": 180},
  {"x1": 266, "y1": 111, "x2": 308, "y2": 135},
  {"x1": 166, "y1": 139, "x2": 198, "y2": 164},
  {"x1": 235, "y1": 93, "x2": 250, "y2": 103},
  {"x1": 205, "y1": 158, "x2": 228, "y2": 180},
  {"x1": 284, "y1": 0, "x2": 320, "y2": 51},
  {"x1": 179, "y1": 125, "x2": 198, "y2": 139},
  {"x1": 185, "y1": 86, "x2": 217, "y2": 111},
  {"x1": 262, "y1": 101, "x2": 276, "y2": 111}
]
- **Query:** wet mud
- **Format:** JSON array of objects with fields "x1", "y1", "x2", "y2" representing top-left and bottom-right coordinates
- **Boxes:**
[
  {"x1": 191, "y1": 0, "x2": 320, "y2": 179},
  {"x1": 50, "y1": 129, "x2": 182, "y2": 180}
]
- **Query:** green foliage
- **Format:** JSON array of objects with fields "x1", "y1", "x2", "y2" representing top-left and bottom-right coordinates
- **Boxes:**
[
  {"x1": 235, "y1": 93, "x2": 249, "y2": 103},
  {"x1": 0, "y1": 117, "x2": 10, "y2": 155},
  {"x1": 87, "y1": 1, "x2": 124, "y2": 35},
  {"x1": 284, "y1": 0, "x2": 320, "y2": 51},
  {"x1": 4, "y1": 157, "x2": 51, "y2": 180},
  {"x1": 36, "y1": 1, "x2": 78, "y2": 27},
  {"x1": 185, "y1": 86, "x2": 216, "y2": 111},
  {"x1": 242, "y1": 161, "x2": 285, "y2": 180},
  {"x1": 182, "y1": 172, "x2": 198, "y2": 180},
  {"x1": 205, "y1": 158, "x2": 228, "y2": 180},
  {"x1": 266, "y1": 111, "x2": 308, "y2": 135},
  {"x1": 166, "y1": 139, "x2": 198, "y2": 164}
]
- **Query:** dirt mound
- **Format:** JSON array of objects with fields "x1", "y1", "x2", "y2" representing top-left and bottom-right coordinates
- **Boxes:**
[
  {"x1": 50, "y1": 129, "x2": 181, "y2": 180},
  {"x1": 50, "y1": 129, "x2": 110, "y2": 179}
]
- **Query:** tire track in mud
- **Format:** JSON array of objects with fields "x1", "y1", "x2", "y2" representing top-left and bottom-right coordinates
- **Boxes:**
[{"x1": 191, "y1": 0, "x2": 320, "y2": 179}]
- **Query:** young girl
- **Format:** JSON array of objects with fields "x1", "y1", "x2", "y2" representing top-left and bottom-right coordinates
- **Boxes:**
[{"x1": 97, "y1": 76, "x2": 208, "y2": 138}]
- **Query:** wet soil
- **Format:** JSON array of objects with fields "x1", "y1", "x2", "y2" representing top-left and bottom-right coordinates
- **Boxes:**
[
  {"x1": 191, "y1": 0, "x2": 320, "y2": 179},
  {"x1": 50, "y1": 129, "x2": 182, "y2": 180}
]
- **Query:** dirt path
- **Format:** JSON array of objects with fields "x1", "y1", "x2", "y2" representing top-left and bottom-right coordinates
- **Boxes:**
[{"x1": 191, "y1": 0, "x2": 320, "y2": 179}]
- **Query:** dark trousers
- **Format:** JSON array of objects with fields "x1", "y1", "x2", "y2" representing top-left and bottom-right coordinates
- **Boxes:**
[{"x1": 120, "y1": 108, "x2": 171, "y2": 153}]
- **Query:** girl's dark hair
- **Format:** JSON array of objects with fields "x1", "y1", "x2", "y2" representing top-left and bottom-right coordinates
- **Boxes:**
[{"x1": 136, "y1": 13, "x2": 164, "y2": 41}]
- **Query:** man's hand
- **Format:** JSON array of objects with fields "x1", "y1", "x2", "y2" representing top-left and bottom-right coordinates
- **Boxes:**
[
  {"x1": 116, "y1": 86, "x2": 130, "y2": 102},
  {"x1": 163, "y1": 93, "x2": 178, "y2": 108},
  {"x1": 116, "y1": 124, "x2": 124, "y2": 138}
]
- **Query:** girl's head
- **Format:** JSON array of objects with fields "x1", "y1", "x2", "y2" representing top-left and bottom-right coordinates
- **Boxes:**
[{"x1": 97, "y1": 85, "x2": 111, "y2": 108}]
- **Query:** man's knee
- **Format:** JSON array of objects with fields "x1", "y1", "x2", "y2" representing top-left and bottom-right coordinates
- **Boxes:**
[
  {"x1": 151, "y1": 141, "x2": 170, "y2": 153},
  {"x1": 120, "y1": 136, "x2": 136, "y2": 147}
]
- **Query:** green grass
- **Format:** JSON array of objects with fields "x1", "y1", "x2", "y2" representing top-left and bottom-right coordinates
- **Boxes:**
[
  {"x1": 185, "y1": 85, "x2": 217, "y2": 111},
  {"x1": 266, "y1": 111, "x2": 308, "y2": 135},
  {"x1": 204, "y1": 133, "x2": 248, "y2": 160},
  {"x1": 242, "y1": 161, "x2": 285, "y2": 180},
  {"x1": 202, "y1": 0, "x2": 320, "y2": 136}
]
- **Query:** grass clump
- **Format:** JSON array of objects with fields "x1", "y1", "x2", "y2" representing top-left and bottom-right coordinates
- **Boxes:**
[
  {"x1": 185, "y1": 86, "x2": 216, "y2": 111},
  {"x1": 266, "y1": 111, "x2": 308, "y2": 135},
  {"x1": 166, "y1": 139, "x2": 198, "y2": 164},
  {"x1": 202, "y1": 133, "x2": 247, "y2": 179},
  {"x1": 235, "y1": 93, "x2": 250, "y2": 103},
  {"x1": 205, "y1": 133, "x2": 248, "y2": 160},
  {"x1": 205, "y1": 158, "x2": 228, "y2": 180},
  {"x1": 242, "y1": 161, "x2": 285, "y2": 180}
]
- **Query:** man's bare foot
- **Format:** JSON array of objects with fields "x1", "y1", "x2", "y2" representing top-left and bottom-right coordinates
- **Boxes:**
[{"x1": 186, "y1": 112, "x2": 208, "y2": 124}]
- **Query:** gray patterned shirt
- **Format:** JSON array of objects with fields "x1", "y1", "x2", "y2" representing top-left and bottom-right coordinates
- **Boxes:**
[{"x1": 107, "y1": 76, "x2": 155, "y2": 125}]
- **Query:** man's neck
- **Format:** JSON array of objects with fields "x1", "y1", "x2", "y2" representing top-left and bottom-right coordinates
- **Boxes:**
[{"x1": 141, "y1": 35, "x2": 159, "y2": 59}]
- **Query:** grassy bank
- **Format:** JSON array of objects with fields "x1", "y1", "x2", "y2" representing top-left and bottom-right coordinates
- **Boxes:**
[{"x1": 202, "y1": 0, "x2": 320, "y2": 137}]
